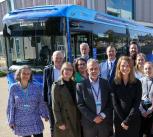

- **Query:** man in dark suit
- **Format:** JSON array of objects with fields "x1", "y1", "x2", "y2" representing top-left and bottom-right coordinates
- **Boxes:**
[
  {"x1": 99, "y1": 46, "x2": 117, "y2": 84},
  {"x1": 77, "y1": 59, "x2": 113, "y2": 137},
  {"x1": 43, "y1": 51, "x2": 64, "y2": 137}
]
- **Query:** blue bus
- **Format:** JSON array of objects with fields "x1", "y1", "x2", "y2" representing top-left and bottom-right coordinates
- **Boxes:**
[{"x1": 3, "y1": 4, "x2": 153, "y2": 86}]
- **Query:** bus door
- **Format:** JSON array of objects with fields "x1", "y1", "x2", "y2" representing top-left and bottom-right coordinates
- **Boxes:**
[{"x1": 71, "y1": 32, "x2": 92, "y2": 60}]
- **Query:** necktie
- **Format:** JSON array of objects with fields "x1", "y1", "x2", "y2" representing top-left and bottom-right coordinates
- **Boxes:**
[
  {"x1": 110, "y1": 62, "x2": 112, "y2": 70},
  {"x1": 107, "y1": 62, "x2": 113, "y2": 79}
]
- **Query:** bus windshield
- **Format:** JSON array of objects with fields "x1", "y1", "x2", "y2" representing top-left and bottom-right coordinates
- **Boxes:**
[{"x1": 4, "y1": 17, "x2": 67, "y2": 68}]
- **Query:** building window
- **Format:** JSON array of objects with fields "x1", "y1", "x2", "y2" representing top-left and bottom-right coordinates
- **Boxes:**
[
  {"x1": 106, "y1": 0, "x2": 133, "y2": 20},
  {"x1": 87, "y1": 0, "x2": 95, "y2": 10}
]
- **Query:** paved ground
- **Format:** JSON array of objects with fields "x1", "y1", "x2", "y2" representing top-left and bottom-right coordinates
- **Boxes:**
[{"x1": 0, "y1": 77, "x2": 51, "y2": 137}]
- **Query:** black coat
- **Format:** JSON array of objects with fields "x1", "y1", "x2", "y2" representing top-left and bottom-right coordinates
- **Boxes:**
[
  {"x1": 111, "y1": 79, "x2": 142, "y2": 137},
  {"x1": 43, "y1": 65, "x2": 54, "y2": 106}
]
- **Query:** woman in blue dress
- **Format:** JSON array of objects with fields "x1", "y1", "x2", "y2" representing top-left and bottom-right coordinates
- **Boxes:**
[{"x1": 7, "y1": 65, "x2": 49, "y2": 137}]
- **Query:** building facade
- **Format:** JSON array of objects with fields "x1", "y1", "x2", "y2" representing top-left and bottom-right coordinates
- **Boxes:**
[
  {"x1": 135, "y1": 0, "x2": 153, "y2": 27},
  {"x1": 106, "y1": 0, "x2": 133, "y2": 19}
]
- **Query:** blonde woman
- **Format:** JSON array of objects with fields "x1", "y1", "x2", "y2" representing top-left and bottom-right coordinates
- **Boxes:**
[
  {"x1": 111, "y1": 56, "x2": 142, "y2": 137},
  {"x1": 135, "y1": 53, "x2": 146, "y2": 79},
  {"x1": 52, "y1": 62, "x2": 81, "y2": 137},
  {"x1": 139, "y1": 62, "x2": 153, "y2": 137}
]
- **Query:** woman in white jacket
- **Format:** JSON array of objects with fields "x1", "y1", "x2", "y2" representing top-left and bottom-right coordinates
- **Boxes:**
[{"x1": 139, "y1": 62, "x2": 153, "y2": 137}]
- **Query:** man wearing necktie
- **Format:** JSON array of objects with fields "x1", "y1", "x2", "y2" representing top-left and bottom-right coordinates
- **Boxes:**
[
  {"x1": 76, "y1": 59, "x2": 113, "y2": 137},
  {"x1": 100, "y1": 46, "x2": 117, "y2": 84},
  {"x1": 107, "y1": 61, "x2": 113, "y2": 79}
]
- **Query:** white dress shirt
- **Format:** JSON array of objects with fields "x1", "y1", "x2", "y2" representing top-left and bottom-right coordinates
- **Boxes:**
[
  {"x1": 89, "y1": 77, "x2": 106, "y2": 118},
  {"x1": 53, "y1": 66, "x2": 61, "y2": 81}
]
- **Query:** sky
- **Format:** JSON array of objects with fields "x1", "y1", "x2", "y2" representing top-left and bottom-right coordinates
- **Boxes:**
[{"x1": 0, "y1": 0, "x2": 5, "y2": 2}]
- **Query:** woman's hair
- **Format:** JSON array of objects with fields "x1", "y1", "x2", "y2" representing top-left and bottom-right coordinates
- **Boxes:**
[
  {"x1": 144, "y1": 61, "x2": 153, "y2": 68},
  {"x1": 135, "y1": 53, "x2": 146, "y2": 72},
  {"x1": 74, "y1": 57, "x2": 87, "y2": 72},
  {"x1": 14, "y1": 65, "x2": 32, "y2": 82},
  {"x1": 60, "y1": 62, "x2": 74, "y2": 80},
  {"x1": 114, "y1": 56, "x2": 136, "y2": 84}
]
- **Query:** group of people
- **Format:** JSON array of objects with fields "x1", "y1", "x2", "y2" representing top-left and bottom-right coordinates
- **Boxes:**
[{"x1": 6, "y1": 41, "x2": 153, "y2": 137}]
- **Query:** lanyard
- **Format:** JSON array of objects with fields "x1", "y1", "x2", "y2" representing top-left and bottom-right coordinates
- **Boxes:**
[
  {"x1": 91, "y1": 84, "x2": 100, "y2": 100},
  {"x1": 21, "y1": 84, "x2": 29, "y2": 105}
]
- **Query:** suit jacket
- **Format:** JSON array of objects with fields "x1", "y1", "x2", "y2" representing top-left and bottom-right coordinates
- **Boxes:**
[
  {"x1": 43, "y1": 65, "x2": 54, "y2": 106},
  {"x1": 76, "y1": 78, "x2": 112, "y2": 128},
  {"x1": 99, "y1": 59, "x2": 117, "y2": 84}
]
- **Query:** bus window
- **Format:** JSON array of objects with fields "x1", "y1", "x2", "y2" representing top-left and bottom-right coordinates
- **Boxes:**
[
  {"x1": 70, "y1": 20, "x2": 127, "y2": 61},
  {"x1": 92, "y1": 22, "x2": 127, "y2": 61},
  {"x1": 5, "y1": 35, "x2": 67, "y2": 67}
]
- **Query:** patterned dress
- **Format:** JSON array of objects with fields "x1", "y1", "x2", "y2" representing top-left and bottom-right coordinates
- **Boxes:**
[{"x1": 7, "y1": 82, "x2": 49, "y2": 136}]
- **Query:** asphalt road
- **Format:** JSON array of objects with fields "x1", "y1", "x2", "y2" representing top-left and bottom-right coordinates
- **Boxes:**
[{"x1": 0, "y1": 77, "x2": 50, "y2": 137}]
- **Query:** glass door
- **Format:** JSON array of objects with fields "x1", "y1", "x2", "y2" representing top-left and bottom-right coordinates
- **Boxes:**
[{"x1": 71, "y1": 32, "x2": 92, "y2": 60}]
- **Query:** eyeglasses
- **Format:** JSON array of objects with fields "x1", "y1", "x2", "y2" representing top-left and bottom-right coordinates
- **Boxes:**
[
  {"x1": 64, "y1": 68, "x2": 73, "y2": 71},
  {"x1": 78, "y1": 63, "x2": 86, "y2": 66}
]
